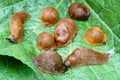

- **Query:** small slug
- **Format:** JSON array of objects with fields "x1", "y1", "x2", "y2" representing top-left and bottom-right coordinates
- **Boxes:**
[
  {"x1": 68, "y1": 3, "x2": 90, "y2": 20},
  {"x1": 54, "y1": 18, "x2": 78, "y2": 47},
  {"x1": 33, "y1": 50, "x2": 67, "y2": 75},
  {"x1": 64, "y1": 48, "x2": 110, "y2": 68},
  {"x1": 84, "y1": 27, "x2": 106, "y2": 46},
  {"x1": 6, "y1": 11, "x2": 30, "y2": 43},
  {"x1": 40, "y1": 7, "x2": 59, "y2": 27},
  {"x1": 36, "y1": 32, "x2": 56, "y2": 52}
]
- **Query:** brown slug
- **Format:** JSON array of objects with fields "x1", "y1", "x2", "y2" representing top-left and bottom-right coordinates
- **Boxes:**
[
  {"x1": 40, "y1": 7, "x2": 59, "y2": 27},
  {"x1": 54, "y1": 18, "x2": 78, "y2": 47},
  {"x1": 84, "y1": 27, "x2": 107, "y2": 46},
  {"x1": 33, "y1": 50, "x2": 67, "y2": 75},
  {"x1": 6, "y1": 11, "x2": 30, "y2": 43},
  {"x1": 68, "y1": 3, "x2": 90, "y2": 20},
  {"x1": 64, "y1": 48, "x2": 110, "y2": 68},
  {"x1": 36, "y1": 32, "x2": 56, "y2": 52}
]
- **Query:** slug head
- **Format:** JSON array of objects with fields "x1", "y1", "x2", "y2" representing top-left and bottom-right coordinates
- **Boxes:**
[{"x1": 6, "y1": 38, "x2": 16, "y2": 43}]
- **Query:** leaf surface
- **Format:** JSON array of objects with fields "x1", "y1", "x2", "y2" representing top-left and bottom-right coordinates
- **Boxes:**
[
  {"x1": 0, "y1": 55, "x2": 39, "y2": 80},
  {"x1": 0, "y1": 0, "x2": 120, "y2": 80}
]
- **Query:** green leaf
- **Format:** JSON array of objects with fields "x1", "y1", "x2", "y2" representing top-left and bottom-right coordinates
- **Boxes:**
[
  {"x1": 0, "y1": 0, "x2": 120, "y2": 80},
  {"x1": 0, "y1": 55, "x2": 39, "y2": 80},
  {"x1": 85, "y1": 0, "x2": 120, "y2": 51},
  {"x1": 0, "y1": 0, "x2": 23, "y2": 9}
]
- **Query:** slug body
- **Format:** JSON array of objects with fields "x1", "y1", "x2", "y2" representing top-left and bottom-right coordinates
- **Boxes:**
[
  {"x1": 36, "y1": 32, "x2": 56, "y2": 52},
  {"x1": 54, "y1": 18, "x2": 78, "y2": 47},
  {"x1": 40, "y1": 7, "x2": 58, "y2": 27},
  {"x1": 64, "y1": 48, "x2": 109, "y2": 68},
  {"x1": 84, "y1": 27, "x2": 106, "y2": 46},
  {"x1": 33, "y1": 50, "x2": 66, "y2": 75},
  {"x1": 68, "y1": 3, "x2": 90, "y2": 20},
  {"x1": 6, "y1": 11, "x2": 30, "y2": 43}
]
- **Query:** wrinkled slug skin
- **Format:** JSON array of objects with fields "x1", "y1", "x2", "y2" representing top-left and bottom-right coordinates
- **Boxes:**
[
  {"x1": 64, "y1": 48, "x2": 109, "y2": 68},
  {"x1": 7, "y1": 11, "x2": 30, "y2": 43},
  {"x1": 33, "y1": 50, "x2": 66, "y2": 75},
  {"x1": 54, "y1": 18, "x2": 78, "y2": 47}
]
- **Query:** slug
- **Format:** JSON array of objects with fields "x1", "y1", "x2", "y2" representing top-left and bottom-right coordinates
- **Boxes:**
[
  {"x1": 64, "y1": 48, "x2": 110, "y2": 68},
  {"x1": 40, "y1": 7, "x2": 59, "y2": 27},
  {"x1": 6, "y1": 11, "x2": 30, "y2": 43},
  {"x1": 54, "y1": 18, "x2": 78, "y2": 47},
  {"x1": 33, "y1": 50, "x2": 67, "y2": 75},
  {"x1": 36, "y1": 32, "x2": 56, "y2": 52},
  {"x1": 84, "y1": 27, "x2": 107, "y2": 46},
  {"x1": 68, "y1": 2, "x2": 90, "y2": 20}
]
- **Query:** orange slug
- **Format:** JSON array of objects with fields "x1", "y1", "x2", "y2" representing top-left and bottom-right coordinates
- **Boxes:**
[
  {"x1": 84, "y1": 27, "x2": 107, "y2": 46},
  {"x1": 64, "y1": 48, "x2": 110, "y2": 68},
  {"x1": 6, "y1": 11, "x2": 30, "y2": 43},
  {"x1": 40, "y1": 7, "x2": 59, "y2": 27},
  {"x1": 54, "y1": 18, "x2": 78, "y2": 47},
  {"x1": 36, "y1": 32, "x2": 56, "y2": 52},
  {"x1": 33, "y1": 50, "x2": 67, "y2": 75}
]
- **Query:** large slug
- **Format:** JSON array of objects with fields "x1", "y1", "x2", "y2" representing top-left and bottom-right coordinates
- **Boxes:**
[
  {"x1": 6, "y1": 11, "x2": 30, "y2": 43},
  {"x1": 54, "y1": 18, "x2": 78, "y2": 47},
  {"x1": 33, "y1": 50, "x2": 66, "y2": 75},
  {"x1": 64, "y1": 48, "x2": 110, "y2": 68}
]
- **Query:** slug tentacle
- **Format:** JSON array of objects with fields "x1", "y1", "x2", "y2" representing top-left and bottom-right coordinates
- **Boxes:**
[
  {"x1": 107, "y1": 48, "x2": 115, "y2": 57},
  {"x1": 6, "y1": 38, "x2": 16, "y2": 43}
]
